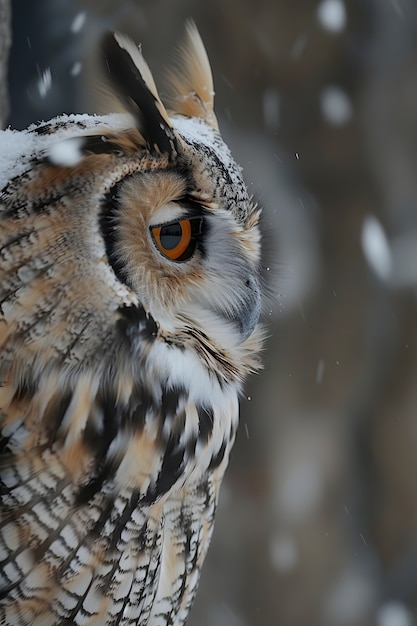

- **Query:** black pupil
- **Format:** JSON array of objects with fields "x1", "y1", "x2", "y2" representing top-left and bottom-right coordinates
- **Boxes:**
[{"x1": 160, "y1": 223, "x2": 182, "y2": 250}]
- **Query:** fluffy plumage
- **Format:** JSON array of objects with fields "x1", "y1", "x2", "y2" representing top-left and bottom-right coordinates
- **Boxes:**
[{"x1": 0, "y1": 23, "x2": 263, "y2": 626}]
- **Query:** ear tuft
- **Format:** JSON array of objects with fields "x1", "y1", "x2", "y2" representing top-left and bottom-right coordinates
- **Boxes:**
[
  {"x1": 101, "y1": 32, "x2": 177, "y2": 157},
  {"x1": 166, "y1": 21, "x2": 218, "y2": 130}
]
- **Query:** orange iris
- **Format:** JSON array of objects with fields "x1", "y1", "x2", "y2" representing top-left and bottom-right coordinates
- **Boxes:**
[{"x1": 151, "y1": 218, "x2": 198, "y2": 262}]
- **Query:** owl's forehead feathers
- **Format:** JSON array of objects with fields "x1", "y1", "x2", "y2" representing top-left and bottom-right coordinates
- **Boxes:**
[{"x1": 173, "y1": 116, "x2": 252, "y2": 226}]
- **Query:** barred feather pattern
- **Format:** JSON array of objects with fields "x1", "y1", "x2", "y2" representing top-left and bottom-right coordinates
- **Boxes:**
[{"x1": 0, "y1": 23, "x2": 263, "y2": 626}]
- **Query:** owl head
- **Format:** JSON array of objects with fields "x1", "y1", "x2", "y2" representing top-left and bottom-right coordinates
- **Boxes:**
[{"x1": 99, "y1": 24, "x2": 263, "y2": 345}]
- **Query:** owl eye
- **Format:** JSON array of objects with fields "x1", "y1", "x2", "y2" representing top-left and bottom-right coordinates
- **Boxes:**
[{"x1": 150, "y1": 218, "x2": 202, "y2": 262}]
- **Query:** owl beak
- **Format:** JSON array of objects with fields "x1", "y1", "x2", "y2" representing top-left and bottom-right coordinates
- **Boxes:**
[{"x1": 235, "y1": 275, "x2": 261, "y2": 341}]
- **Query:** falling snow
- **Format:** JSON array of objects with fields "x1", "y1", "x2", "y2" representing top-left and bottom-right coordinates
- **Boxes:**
[
  {"x1": 279, "y1": 459, "x2": 322, "y2": 522},
  {"x1": 71, "y1": 11, "x2": 86, "y2": 34},
  {"x1": 361, "y1": 216, "x2": 392, "y2": 281},
  {"x1": 70, "y1": 62, "x2": 83, "y2": 77},
  {"x1": 316, "y1": 359, "x2": 325, "y2": 384},
  {"x1": 269, "y1": 533, "x2": 298, "y2": 573},
  {"x1": 38, "y1": 68, "x2": 52, "y2": 98},
  {"x1": 317, "y1": 0, "x2": 347, "y2": 33},
  {"x1": 325, "y1": 567, "x2": 376, "y2": 623},
  {"x1": 47, "y1": 138, "x2": 83, "y2": 167},
  {"x1": 376, "y1": 602, "x2": 413, "y2": 626},
  {"x1": 262, "y1": 88, "x2": 280, "y2": 130},
  {"x1": 320, "y1": 85, "x2": 353, "y2": 126}
]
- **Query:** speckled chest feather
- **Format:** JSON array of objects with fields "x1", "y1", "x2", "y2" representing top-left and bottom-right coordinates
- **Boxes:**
[{"x1": 0, "y1": 23, "x2": 263, "y2": 626}]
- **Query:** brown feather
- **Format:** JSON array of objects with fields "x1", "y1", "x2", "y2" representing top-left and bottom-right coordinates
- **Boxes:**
[{"x1": 166, "y1": 21, "x2": 218, "y2": 129}]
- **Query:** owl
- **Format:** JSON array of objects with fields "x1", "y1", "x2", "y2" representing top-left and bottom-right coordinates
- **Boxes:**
[{"x1": 0, "y1": 23, "x2": 263, "y2": 626}]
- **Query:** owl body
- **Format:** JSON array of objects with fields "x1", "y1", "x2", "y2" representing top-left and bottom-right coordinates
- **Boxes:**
[{"x1": 0, "y1": 25, "x2": 263, "y2": 626}]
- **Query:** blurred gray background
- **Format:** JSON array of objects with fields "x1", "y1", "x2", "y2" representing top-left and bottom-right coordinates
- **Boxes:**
[{"x1": 6, "y1": 1, "x2": 417, "y2": 624}]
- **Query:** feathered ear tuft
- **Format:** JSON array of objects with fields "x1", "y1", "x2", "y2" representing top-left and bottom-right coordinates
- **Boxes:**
[
  {"x1": 166, "y1": 21, "x2": 218, "y2": 130},
  {"x1": 101, "y1": 32, "x2": 177, "y2": 157}
]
